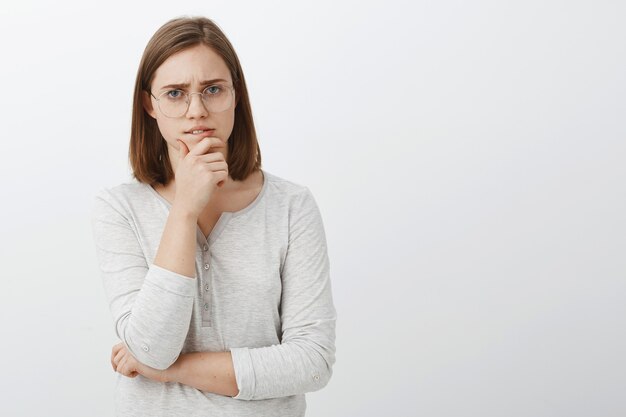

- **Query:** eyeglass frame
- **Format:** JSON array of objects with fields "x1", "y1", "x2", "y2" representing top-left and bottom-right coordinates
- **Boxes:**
[{"x1": 148, "y1": 84, "x2": 236, "y2": 118}]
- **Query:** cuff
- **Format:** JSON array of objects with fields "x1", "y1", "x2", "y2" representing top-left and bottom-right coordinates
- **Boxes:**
[
  {"x1": 145, "y1": 263, "x2": 196, "y2": 297},
  {"x1": 230, "y1": 347, "x2": 256, "y2": 400}
]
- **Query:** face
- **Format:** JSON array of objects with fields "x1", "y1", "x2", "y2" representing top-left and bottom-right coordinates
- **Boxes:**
[{"x1": 142, "y1": 43, "x2": 236, "y2": 157}]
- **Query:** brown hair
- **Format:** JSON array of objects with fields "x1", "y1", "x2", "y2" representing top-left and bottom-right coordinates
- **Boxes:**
[{"x1": 129, "y1": 16, "x2": 262, "y2": 185}]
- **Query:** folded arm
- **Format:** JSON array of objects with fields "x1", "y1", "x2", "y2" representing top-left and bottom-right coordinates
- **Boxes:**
[
  {"x1": 92, "y1": 189, "x2": 195, "y2": 370},
  {"x1": 165, "y1": 187, "x2": 337, "y2": 400},
  {"x1": 164, "y1": 351, "x2": 239, "y2": 397}
]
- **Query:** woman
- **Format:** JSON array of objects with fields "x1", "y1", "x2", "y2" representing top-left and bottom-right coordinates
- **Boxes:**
[{"x1": 91, "y1": 16, "x2": 336, "y2": 416}]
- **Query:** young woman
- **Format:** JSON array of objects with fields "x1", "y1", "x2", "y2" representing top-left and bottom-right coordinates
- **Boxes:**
[{"x1": 91, "y1": 16, "x2": 336, "y2": 416}]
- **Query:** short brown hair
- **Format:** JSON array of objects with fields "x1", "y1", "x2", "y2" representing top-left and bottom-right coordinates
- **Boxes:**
[{"x1": 129, "y1": 16, "x2": 262, "y2": 185}]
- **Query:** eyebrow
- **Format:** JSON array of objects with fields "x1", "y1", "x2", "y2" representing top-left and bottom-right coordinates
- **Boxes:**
[{"x1": 159, "y1": 79, "x2": 229, "y2": 91}]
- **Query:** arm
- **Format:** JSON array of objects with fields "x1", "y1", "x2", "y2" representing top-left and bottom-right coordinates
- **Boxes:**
[
  {"x1": 110, "y1": 187, "x2": 336, "y2": 399},
  {"x1": 91, "y1": 189, "x2": 198, "y2": 370},
  {"x1": 164, "y1": 351, "x2": 239, "y2": 397},
  {"x1": 110, "y1": 341, "x2": 238, "y2": 397},
  {"x1": 229, "y1": 187, "x2": 337, "y2": 400},
  {"x1": 155, "y1": 188, "x2": 335, "y2": 400},
  {"x1": 153, "y1": 201, "x2": 198, "y2": 279}
]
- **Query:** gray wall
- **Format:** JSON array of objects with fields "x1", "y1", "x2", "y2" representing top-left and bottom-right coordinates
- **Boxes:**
[{"x1": 0, "y1": 0, "x2": 624, "y2": 416}]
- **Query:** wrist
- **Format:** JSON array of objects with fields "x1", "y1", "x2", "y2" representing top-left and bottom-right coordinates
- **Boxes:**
[
  {"x1": 162, "y1": 355, "x2": 182, "y2": 383},
  {"x1": 170, "y1": 202, "x2": 199, "y2": 221},
  {"x1": 160, "y1": 368, "x2": 171, "y2": 383}
]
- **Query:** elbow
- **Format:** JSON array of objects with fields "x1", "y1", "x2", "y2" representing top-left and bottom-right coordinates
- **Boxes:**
[
  {"x1": 317, "y1": 366, "x2": 333, "y2": 390},
  {"x1": 290, "y1": 325, "x2": 336, "y2": 394},
  {"x1": 287, "y1": 339, "x2": 335, "y2": 395},
  {"x1": 116, "y1": 316, "x2": 183, "y2": 371},
  {"x1": 232, "y1": 339, "x2": 335, "y2": 400},
  {"x1": 308, "y1": 349, "x2": 334, "y2": 392}
]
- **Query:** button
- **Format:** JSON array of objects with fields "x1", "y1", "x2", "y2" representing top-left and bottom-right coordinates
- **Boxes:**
[
  {"x1": 313, "y1": 373, "x2": 320, "y2": 381},
  {"x1": 204, "y1": 303, "x2": 209, "y2": 310},
  {"x1": 205, "y1": 284, "x2": 210, "y2": 291},
  {"x1": 203, "y1": 244, "x2": 208, "y2": 251},
  {"x1": 204, "y1": 263, "x2": 209, "y2": 270},
  {"x1": 141, "y1": 344, "x2": 149, "y2": 352}
]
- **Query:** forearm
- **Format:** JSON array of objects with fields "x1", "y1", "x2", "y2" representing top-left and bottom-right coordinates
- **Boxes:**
[
  {"x1": 153, "y1": 203, "x2": 198, "y2": 279},
  {"x1": 164, "y1": 351, "x2": 239, "y2": 397},
  {"x1": 93, "y1": 192, "x2": 196, "y2": 370}
]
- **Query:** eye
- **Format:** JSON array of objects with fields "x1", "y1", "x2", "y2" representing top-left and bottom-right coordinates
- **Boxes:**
[
  {"x1": 204, "y1": 85, "x2": 222, "y2": 95},
  {"x1": 166, "y1": 90, "x2": 184, "y2": 99}
]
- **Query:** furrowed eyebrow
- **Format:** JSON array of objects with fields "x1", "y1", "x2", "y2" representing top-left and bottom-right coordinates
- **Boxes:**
[{"x1": 159, "y1": 79, "x2": 229, "y2": 91}]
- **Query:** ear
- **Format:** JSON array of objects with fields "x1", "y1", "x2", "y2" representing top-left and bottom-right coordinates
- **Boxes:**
[{"x1": 142, "y1": 90, "x2": 157, "y2": 119}]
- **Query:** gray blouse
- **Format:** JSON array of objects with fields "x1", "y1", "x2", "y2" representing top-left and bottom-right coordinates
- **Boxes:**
[{"x1": 90, "y1": 169, "x2": 337, "y2": 416}]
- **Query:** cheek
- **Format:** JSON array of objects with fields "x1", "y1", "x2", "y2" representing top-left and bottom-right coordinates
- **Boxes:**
[
  {"x1": 220, "y1": 110, "x2": 236, "y2": 137},
  {"x1": 155, "y1": 118, "x2": 178, "y2": 141}
]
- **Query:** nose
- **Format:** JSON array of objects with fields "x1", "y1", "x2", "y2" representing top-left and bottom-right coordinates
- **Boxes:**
[{"x1": 186, "y1": 92, "x2": 209, "y2": 118}]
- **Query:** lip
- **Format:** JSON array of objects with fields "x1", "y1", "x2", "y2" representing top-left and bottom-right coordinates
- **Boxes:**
[
  {"x1": 185, "y1": 129, "x2": 216, "y2": 138},
  {"x1": 185, "y1": 125, "x2": 214, "y2": 133}
]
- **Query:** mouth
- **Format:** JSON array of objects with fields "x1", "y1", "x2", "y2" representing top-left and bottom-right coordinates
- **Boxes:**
[{"x1": 186, "y1": 129, "x2": 216, "y2": 137}]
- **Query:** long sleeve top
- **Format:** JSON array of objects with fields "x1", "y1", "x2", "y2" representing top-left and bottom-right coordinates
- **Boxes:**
[{"x1": 90, "y1": 169, "x2": 337, "y2": 417}]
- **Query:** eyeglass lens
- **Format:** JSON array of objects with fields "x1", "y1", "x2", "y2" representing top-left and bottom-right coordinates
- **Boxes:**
[{"x1": 157, "y1": 85, "x2": 233, "y2": 117}]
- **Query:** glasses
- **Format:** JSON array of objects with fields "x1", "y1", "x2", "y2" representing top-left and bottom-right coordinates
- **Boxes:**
[{"x1": 149, "y1": 84, "x2": 235, "y2": 118}]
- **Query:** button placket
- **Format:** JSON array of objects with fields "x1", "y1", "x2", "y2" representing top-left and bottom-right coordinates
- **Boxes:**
[
  {"x1": 201, "y1": 243, "x2": 212, "y2": 327},
  {"x1": 203, "y1": 244, "x2": 210, "y2": 270}
]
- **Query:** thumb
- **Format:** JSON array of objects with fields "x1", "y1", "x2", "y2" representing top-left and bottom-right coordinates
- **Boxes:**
[{"x1": 177, "y1": 139, "x2": 189, "y2": 159}]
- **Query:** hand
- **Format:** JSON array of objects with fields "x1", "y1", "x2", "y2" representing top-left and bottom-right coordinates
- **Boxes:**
[
  {"x1": 174, "y1": 136, "x2": 229, "y2": 218},
  {"x1": 111, "y1": 342, "x2": 168, "y2": 383}
]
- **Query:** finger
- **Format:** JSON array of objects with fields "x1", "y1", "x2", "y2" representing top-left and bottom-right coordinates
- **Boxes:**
[
  {"x1": 122, "y1": 357, "x2": 138, "y2": 378},
  {"x1": 199, "y1": 153, "x2": 228, "y2": 188},
  {"x1": 196, "y1": 157, "x2": 229, "y2": 185},
  {"x1": 189, "y1": 137, "x2": 226, "y2": 156},
  {"x1": 111, "y1": 342, "x2": 123, "y2": 362},
  {"x1": 112, "y1": 342, "x2": 123, "y2": 355},
  {"x1": 198, "y1": 157, "x2": 228, "y2": 171},
  {"x1": 214, "y1": 170, "x2": 228, "y2": 187},
  {"x1": 177, "y1": 138, "x2": 190, "y2": 159},
  {"x1": 198, "y1": 151, "x2": 226, "y2": 163},
  {"x1": 113, "y1": 349, "x2": 126, "y2": 369},
  {"x1": 117, "y1": 356, "x2": 128, "y2": 376},
  {"x1": 114, "y1": 346, "x2": 126, "y2": 361},
  {"x1": 119, "y1": 356, "x2": 135, "y2": 378}
]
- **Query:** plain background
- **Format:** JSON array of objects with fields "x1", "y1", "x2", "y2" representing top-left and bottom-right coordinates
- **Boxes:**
[{"x1": 1, "y1": 0, "x2": 624, "y2": 416}]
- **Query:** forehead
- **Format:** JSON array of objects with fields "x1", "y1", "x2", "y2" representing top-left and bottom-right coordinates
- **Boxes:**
[{"x1": 152, "y1": 44, "x2": 232, "y2": 90}]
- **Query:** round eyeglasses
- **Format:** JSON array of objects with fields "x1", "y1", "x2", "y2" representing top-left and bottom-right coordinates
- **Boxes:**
[{"x1": 149, "y1": 84, "x2": 235, "y2": 118}]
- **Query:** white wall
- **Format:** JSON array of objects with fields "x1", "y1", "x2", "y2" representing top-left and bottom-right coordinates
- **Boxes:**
[{"x1": 0, "y1": 0, "x2": 624, "y2": 415}]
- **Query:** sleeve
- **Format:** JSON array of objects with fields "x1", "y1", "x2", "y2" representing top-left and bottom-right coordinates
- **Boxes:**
[
  {"x1": 229, "y1": 187, "x2": 337, "y2": 400},
  {"x1": 90, "y1": 189, "x2": 196, "y2": 370}
]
